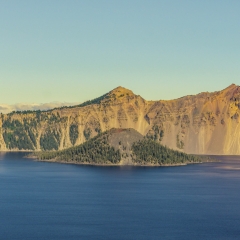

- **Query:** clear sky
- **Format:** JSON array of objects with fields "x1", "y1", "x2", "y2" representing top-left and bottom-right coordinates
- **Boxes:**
[{"x1": 0, "y1": 0, "x2": 239, "y2": 105}]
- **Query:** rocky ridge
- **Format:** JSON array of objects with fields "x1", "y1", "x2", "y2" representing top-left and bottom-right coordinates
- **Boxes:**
[{"x1": 1, "y1": 84, "x2": 240, "y2": 154}]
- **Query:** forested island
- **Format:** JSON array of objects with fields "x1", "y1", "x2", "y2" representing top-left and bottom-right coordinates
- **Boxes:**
[{"x1": 33, "y1": 128, "x2": 209, "y2": 166}]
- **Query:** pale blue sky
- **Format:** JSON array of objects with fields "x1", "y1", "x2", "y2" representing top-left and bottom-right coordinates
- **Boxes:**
[{"x1": 0, "y1": 0, "x2": 239, "y2": 104}]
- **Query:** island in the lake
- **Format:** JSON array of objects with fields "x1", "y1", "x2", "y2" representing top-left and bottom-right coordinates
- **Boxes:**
[{"x1": 32, "y1": 128, "x2": 211, "y2": 166}]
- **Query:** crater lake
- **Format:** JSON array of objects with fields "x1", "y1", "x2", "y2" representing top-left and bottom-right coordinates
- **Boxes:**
[{"x1": 0, "y1": 152, "x2": 240, "y2": 240}]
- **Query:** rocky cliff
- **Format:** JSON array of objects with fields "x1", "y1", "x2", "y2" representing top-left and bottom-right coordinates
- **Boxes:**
[{"x1": 1, "y1": 84, "x2": 240, "y2": 154}]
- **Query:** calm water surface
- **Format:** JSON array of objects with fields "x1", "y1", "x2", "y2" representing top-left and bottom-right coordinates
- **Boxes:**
[{"x1": 1, "y1": 152, "x2": 240, "y2": 240}]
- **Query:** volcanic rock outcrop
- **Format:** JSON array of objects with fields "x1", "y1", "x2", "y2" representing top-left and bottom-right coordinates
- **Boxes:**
[{"x1": 1, "y1": 84, "x2": 240, "y2": 154}]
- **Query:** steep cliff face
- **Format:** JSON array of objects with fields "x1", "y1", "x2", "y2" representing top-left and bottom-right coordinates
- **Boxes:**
[
  {"x1": 146, "y1": 84, "x2": 240, "y2": 154},
  {"x1": 0, "y1": 84, "x2": 240, "y2": 154}
]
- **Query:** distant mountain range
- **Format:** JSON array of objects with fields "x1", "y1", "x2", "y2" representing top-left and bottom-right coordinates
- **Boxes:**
[
  {"x1": 0, "y1": 102, "x2": 80, "y2": 114},
  {"x1": 0, "y1": 84, "x2": 240, "y2": 155}
]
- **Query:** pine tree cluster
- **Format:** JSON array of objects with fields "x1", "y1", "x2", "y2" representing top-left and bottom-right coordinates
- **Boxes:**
[{"x1": 131, "y1": 139, "x2": 201, "y2": 165}]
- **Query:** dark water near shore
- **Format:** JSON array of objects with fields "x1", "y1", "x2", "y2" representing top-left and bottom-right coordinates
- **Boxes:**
[{"x1": 1, "y1": 153, "x2": 240, "y2": 240}]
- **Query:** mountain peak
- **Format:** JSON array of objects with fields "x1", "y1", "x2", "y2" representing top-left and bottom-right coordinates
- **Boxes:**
[
  {"x1": 219, "y1": 83, "x2": 239, "y2": 97},
  {"x1": 222, "y1": 83, "x2": 238, "y2": 92},
  {"x1": 108, "y1": 86, "x2": 135, "y2": 97},
  {"x1": 110, "y1": 86, "x2": 133, "y2": 93}
]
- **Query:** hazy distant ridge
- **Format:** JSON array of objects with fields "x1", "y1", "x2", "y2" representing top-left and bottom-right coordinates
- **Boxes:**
[{"x1": 0, "y1": 102, "x2": 81, "y2": 114}]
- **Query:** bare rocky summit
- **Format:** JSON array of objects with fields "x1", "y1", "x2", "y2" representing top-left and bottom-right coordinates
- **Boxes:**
[
  {"x1": 1, "y1": 84, "x2": 240, "y2": 155},
  {"x1": 108, "y1": 128, "x2": 144, "y2": 165}
]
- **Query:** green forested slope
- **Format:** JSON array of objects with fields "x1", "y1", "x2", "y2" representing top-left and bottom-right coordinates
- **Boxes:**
[
  {"x1": 131, "y1": 139, "x2": 201, "y2": 165},
  {"x1": 36, "y1": 131, "x2": 121, "y2": 164},
  {"x1": 35, "y1": 128, "x2": 203, "y2": 166}
]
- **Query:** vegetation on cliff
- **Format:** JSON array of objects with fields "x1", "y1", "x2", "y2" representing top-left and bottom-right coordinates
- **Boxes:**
[
  {"x1": 146, "y1": 125, "x2": 164, "y2": 142},
  {"x1": 1, "y1": 113, "x2": 64, "y2": 151},
  {"x1": 40, "y1": 129, "x2": 61, "y2": 151},
  {"x1": 2, "y1": 119, "x2": 35, "y2": 150},
  {"x1": 69, "y1": 124, "x2": 79, "y2": 145}
]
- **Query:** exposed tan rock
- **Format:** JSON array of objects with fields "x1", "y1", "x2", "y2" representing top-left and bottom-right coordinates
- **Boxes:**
[{"x1": 1, "y1": 84, "x2": 240, "y2": 155}]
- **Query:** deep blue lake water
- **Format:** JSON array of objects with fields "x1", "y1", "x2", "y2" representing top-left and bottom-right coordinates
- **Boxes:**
[{"x1": 1, "y1": 153, "x2": 240, "y2": 240}]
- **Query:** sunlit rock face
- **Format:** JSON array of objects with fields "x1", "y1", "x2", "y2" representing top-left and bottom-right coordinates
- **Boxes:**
[
  {"x1": 0, "y1": 84, "x2": 240, "y2": 154},
  {"x1": 146, "y1": 84, "x2": 240, "y2": 154}
]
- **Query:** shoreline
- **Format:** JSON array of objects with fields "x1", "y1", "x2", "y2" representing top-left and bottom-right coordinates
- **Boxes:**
[
  {"x1": 3, "y1": 151, "x2": 219, "y2": 167},
  {"x1": 27, "y1": 156, "x2": 216, "y2": 167},
  {"x1": 1, "y1": 149, "x2": 239, "y2": 156}
]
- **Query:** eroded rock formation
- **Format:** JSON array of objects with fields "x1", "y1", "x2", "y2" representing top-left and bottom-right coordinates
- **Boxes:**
[{"x1": 1, "y1": 84, "x2": 240, "y2": 154}]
